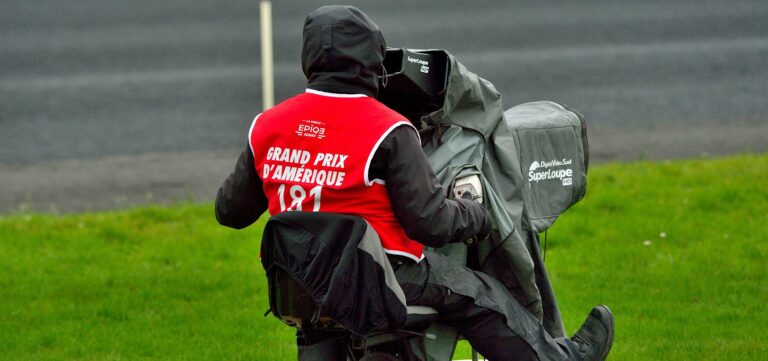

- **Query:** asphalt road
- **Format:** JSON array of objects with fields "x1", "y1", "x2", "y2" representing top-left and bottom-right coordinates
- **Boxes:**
[{"x1": 1, "y1": 0, "x2": 767, "y2": 213}]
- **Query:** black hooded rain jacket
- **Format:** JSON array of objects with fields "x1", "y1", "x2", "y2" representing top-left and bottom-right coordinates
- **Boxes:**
[{"x1": 215, "y1": 5, "x2": 490, "y2": 249}]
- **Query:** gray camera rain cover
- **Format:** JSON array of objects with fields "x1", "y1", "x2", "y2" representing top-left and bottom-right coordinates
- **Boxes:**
[
  {"x1": 505, "y1": 101, "x2": 588, "y2": 232},
  {"x1": 392, "y1": 49, "x2": 590, "y2": 339}
]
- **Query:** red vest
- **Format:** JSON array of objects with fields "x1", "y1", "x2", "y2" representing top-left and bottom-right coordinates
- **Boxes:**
[{"x1": 249, "y1": 89, "x2": 424, "y2": 261}]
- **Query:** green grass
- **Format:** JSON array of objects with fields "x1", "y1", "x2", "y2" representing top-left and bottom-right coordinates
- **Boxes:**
[
  {"x1": 0, "y1": 208, "x2": 289, "y2": 360},
  {"x1": 1, "y1": 153, "x2": 766, "y2": 360}
]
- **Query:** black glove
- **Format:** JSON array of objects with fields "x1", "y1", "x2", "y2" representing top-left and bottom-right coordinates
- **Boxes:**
[
  {"x1": 461, "y1": 191, "x2": 491, "y2": 245},
  {"x1": 477, "y1": 209, "x2": 492, "y2": 241}
]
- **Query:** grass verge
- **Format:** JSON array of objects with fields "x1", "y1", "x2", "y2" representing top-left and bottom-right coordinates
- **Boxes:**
[{"x1": 1, "y1": 153, "x2": 766, "y2": 360}]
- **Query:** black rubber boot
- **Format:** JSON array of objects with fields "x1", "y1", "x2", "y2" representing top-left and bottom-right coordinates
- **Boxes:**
[{"x1": 570, "y1": 305, "x2": 615, "y2": 361}]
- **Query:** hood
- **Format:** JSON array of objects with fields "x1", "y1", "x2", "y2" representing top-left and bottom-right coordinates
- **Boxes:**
[{"x1": 301, "y1": 6, "x2": 387, "y2": 97}]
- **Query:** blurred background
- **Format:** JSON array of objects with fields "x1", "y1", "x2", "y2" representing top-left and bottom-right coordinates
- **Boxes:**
[{"x1": 2, "y1": 0, "x2": 767, "y2": 213}]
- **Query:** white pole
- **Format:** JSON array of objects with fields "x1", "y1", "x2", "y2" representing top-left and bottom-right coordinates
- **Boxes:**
[{"x1": 260, "y1": 0, "x2": 274, "y2": 110}]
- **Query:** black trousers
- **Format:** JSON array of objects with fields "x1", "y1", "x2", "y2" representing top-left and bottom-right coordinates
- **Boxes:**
[{"x1": 390, "y1": 251, "x2": 577, "y2": 361}]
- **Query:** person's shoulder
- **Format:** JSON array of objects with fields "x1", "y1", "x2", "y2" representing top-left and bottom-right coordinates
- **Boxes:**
[
  {"x1": 258, "y1": 93, "x2": 312, "y2": 119},
  {"x1": 272, "y1": 93, "x2": 312, "y2": 110},
  {"x1": 364, "y1": 97, "x2": 408, "y2": 122}
]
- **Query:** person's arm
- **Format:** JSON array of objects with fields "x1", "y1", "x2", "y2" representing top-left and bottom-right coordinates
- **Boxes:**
[
  {"x1": 369, "y1": 125, "x2": 491, "y2": 248},
  {"x1": 215, "y1": 145, "x2": 268, "y2": 229}
]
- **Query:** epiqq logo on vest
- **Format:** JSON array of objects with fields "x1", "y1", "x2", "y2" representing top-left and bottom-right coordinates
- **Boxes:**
[{"x1": 295, "y1": 120, "x2": 326, "y2": 139}]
